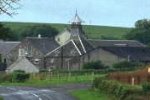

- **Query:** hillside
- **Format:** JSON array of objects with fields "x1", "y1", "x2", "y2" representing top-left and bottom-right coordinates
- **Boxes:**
[{"x1": 2, "y1": 22, "x2": 131, "y2": 40}]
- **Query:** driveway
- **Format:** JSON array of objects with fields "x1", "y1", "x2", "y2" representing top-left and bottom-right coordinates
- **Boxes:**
[{"x1": 0, "y1": 83, "x2": 91, "y2": 100}]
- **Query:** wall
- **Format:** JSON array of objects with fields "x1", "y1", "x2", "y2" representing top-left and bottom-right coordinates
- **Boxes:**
[
  {"x1": 83, "y1": 48, "x2": 125, "y2": 66},
  {"x1": 70, "y1": 48, "x2": 126, "y2": 69},
  {"x1": 6, "y1": 58, "x2": 39, "y2": 73}
]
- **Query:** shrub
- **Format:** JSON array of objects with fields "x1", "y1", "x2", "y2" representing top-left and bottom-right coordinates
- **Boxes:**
[
  {"x1": 39, "y1": 69, "x2": 49, "y2": 72},
  {"x1": 12, "y1": 70, "x2": 30, "y2": 82},
  {"x1": 92, "y1": 77, "x2": 142, "y2": 100},
  {"x1": 83, "y1": 61, "x2": 107, "y2": 70},
  {"x1": 113, "y1": 61, "x2": 143, "y2": 70},
  {"x1": 142, "y1": 82, "x2": 150, "y2": 92}
]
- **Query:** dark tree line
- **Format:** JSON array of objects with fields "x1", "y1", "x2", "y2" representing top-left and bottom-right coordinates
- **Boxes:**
[
  {"x1": 20, "y1": 24, "x2": 59, "y2": 39},
  {"x1": 0, "y1": 23, "x2": 59, "y2": 41}
]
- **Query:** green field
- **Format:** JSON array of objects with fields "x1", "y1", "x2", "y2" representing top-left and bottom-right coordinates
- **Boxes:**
[
  {"x1": 71, "y1": 89, "x2": 117, "y2": 100},
  {"x1": 2, "y1": 22, "x2": 131, "y2": 39}
]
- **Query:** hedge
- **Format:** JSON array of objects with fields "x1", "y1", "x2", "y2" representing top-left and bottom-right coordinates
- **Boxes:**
[{"x1": 92, "y1": 77, "x2": 142, "y2": 100}]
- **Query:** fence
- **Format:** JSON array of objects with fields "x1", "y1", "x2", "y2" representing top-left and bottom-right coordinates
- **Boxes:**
[
  {"x1": 29, "y1": 70, "x2": 105, "y2": 83},
  {"x1": 108, "y1": 67, "x2": 150, "y2": 85},
  {"x1": 0, "y1": 70, "x2": 107, "y2": 84}
]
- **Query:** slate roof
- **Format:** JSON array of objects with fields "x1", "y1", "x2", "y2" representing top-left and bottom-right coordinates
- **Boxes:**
[
  {"x1": 45, "y1": 40, "x2": 81, "y2": 57},
  {"x1": 7, "y1": 57, "x2": 39, "y2": 73},
  {"x1": 26, "y1": 37, "x2": 59, "y2": 54},
  {"x1": 88, "y1": 40, "x2": 146, "y2": 48},
  {"x1": 73, "y1": 37, "x2": 93, "y2": 54},
  {"x1": 102, "y1": 47, "x2": 150, "y2": 61},
  {"x1": 0, "y1": 41, "x2": 20, "y2": 56}
]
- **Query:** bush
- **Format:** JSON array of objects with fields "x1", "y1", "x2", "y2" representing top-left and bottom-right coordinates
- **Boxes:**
[
  {"x1": 39, "y1": 69, "x2": 49, "y2": 73},
  {"x1": 12, "y1": 70, "x2": 30, "y2": 82},
  {"x1": 142, "y1": 82, "x2": 150, "y2": 92},
  {"x1": 113, "y1": 61, "x2": 143, "y2": 70},
  {"x1": 83, "y1": 61, "x2": 107, "y2": 70},
  {"x1": 92, "y1": 77, "x2": 142, "y2": 100}
]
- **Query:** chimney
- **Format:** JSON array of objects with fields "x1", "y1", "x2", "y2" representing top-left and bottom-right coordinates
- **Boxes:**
[{"x1": 38, "y1": 34, "x2": 41, "y2": 38}]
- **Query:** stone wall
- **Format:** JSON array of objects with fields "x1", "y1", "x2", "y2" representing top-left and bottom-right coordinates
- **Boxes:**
[{"x1": 70, "y1": 48, "x2": 126, "y2": 69}]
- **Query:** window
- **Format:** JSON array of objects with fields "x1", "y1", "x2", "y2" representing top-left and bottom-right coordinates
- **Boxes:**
[{"x1": 34, "y1": 58, "x2": 40, "y2": 64}]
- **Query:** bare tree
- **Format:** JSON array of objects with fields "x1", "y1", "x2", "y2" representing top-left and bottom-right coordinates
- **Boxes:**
[{"x1": 0, "y1": 0, "x2": 20, "y2": 16}]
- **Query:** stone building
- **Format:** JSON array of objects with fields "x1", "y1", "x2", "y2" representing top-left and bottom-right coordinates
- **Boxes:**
[
  {"x1": 5, "y1": 12, "x2": 150, "y2": 73},
  {"x1": 45, "y1": 12, "x2": 149, "y2": 70},
  {"x1": 0, "y1": 40, "x2": 20, "y2": 61},
  {"x1": 6, "y1": 37, "x2": 59, "y2": 70},
  {"x1": 0, "y1": 41, "x2": 20, "y2": 71}
]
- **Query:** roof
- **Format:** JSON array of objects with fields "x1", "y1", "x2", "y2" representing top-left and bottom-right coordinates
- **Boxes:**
[
  {"x1": 7, "y1": 57, "x2": 39, "y2": 73},
  {"x1": 88, "y1": 40, "x2": 146, "y2": 48},
  {"x1": 45, "y1": 40, "x2": 81, "y2": 57},
  {"x1": 0, "y1": 41, "x2": 20, "y2": 56},
  {"x1": 26, "y1": 37, "x2": 59, "y2": 54},
  {"x1": 46, "y1": 36, "x2": 94, "y2": 57},
  {"x1": 102, "y1": 47, "x2": 150, "y2": 61},
  {"x1": 73, "y1": 36, "x2": 93, "y2": 54}
]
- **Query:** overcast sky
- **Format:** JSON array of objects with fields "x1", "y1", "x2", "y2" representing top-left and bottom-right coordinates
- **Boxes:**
[{"x1": 0, "y1": 0, "x2": 150, "y2": 27}]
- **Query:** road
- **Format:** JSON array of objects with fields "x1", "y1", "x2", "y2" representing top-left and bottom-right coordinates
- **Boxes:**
[
  {"x1": 0, "y1": 86, "x2": 74, "y2": 100},
  {"x1": 0, "y1": 83, "x2": 91, "y2": 100}
]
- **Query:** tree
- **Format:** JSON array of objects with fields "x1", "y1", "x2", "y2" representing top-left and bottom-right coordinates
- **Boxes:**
[
  {"x1": 126, "y1": 19, "x2": 150, "y2": 44},
  {"x1": 0, "y1": 0, "x2": 20, "y2": 16},
  {"x1": 21, "y1": 24, "x2": 59, "y2": 39},
  {"x1": 0, "y1": 23, "x2": 16, "y2": 40}
]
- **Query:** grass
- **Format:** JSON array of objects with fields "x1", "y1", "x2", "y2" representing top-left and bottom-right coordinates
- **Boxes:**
[
  {"x1": 0, "y1": 97, "x2": 3, "y2": 100},
  {"x1": 0, "y1": 74, "x2": 105, "y2": 87},
  {"x1": 2, "y1": 22, "x2": 131, "y2": 39},
  {"x1": 71, "y1": 89, "x2": 117, "y2": 100},
  {"x1": 83, "y1": 25, "x2": 130, "y2": 39}
]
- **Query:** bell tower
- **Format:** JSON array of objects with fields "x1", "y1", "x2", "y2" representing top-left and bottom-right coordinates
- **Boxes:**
[
  {"x1": 69, "y1": 10, "x2": 85, "y2": 37},
  {"x1": 55, "y1": 11, "x2": 86, "y2": 45}
]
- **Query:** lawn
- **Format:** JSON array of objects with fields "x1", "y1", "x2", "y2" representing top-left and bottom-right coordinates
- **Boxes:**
[{"x1": 71, "y1": 89, "x2": 117, "y2": 100}]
